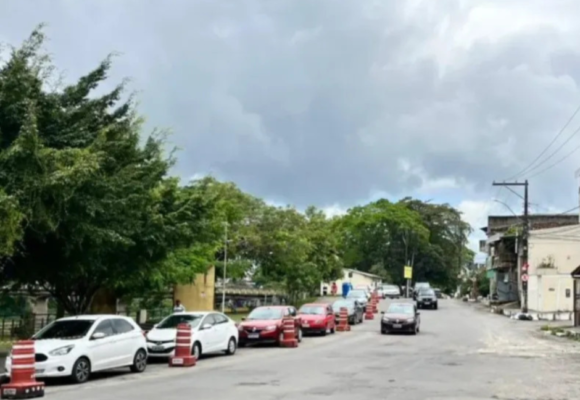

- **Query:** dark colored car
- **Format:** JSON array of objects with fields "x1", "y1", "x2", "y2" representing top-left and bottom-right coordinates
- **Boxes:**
[
  {"x1": 331, "y1": 299, "x2": 364, "y2": 325},
  {"x1": 238, "y1": 306, "x2": 303, "y2": 346},
  {"x1": 380, "y1": 302, "x2": 420, "y2": 335},
  {"x1": 298, "y1": 303, "x2": 336, "y2": 335},
  {"x1": 416, "y1": 288, "x2": 438, "y2": 309},
  {"x1": 413, "y1": 282, "x2": 430, "y2": 300}
]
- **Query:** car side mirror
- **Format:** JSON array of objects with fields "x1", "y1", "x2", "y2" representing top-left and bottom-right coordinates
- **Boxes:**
[
  {"x1": 380, "y1": 311, "x2": 385, "y2": 315},
  {"x1": 91, "y1": 332, "x2": 106, "y2": 340},
  {"x1": 201, "y1": 323, "x2": 213, "y2": 330}
]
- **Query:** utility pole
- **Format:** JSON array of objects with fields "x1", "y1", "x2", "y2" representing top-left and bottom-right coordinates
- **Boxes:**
[
  {"x1": 221, "y1": 222, "x2": 228, "y2": 313},
  {"x1": 492, "y1": 180, "x2": 529, "y2": 313}
]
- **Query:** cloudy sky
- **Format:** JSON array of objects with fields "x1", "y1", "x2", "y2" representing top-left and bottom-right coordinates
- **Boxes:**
[{"x1": 2, "y1": 0, "x2": 580, "y2": 260}]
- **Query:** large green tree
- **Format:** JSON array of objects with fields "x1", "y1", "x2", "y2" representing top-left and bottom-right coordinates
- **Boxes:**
[
  {"x1": 336, "y1": 198, "x2": 472, "y2": 291},
  {"x1": 0, "y1": 28, "x2": 212, "y2": 313}
]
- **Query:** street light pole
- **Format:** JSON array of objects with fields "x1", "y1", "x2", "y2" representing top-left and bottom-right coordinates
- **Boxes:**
[{"x1": 221, "y1": 222, "x2": 228, "y2": 313}]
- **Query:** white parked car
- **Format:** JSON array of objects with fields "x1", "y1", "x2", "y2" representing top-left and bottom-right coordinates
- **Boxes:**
[
  {"x1": 146, "y1": 311, "x2": 238, "y2": 360},
  {"x1": 5, "y1": 315, "x2": 148, "y2": 384}
]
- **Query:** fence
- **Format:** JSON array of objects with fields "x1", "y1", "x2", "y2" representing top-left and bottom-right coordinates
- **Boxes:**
[{"x1": 0, "y1": 313, "x2": 57, "y2": 341}]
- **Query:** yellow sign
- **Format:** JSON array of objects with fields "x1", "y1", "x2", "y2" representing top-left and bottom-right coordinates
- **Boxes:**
[{"x1": 404, "y1": 266, "x2": 413, "y2": 279}]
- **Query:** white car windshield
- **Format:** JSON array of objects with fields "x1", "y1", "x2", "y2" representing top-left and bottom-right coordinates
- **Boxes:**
[
  {"x1": 247, "y1": 307, "x2": 284, "y2": 320},
  {"x1": 34, "y1": 319, "x2": 95, "y2": 340},
  {"x1": 387, "y1": 304, "x2": 414, "y2": 315},
  {"x1": 347, "y1": 290, "x2": 366, "y2": 298},
  {"x1": 419, "y1": 289, "x2": 435, "y2": 296},
  {"x1": 157, "y1": 314, "x2": 203, "y2": 329}
]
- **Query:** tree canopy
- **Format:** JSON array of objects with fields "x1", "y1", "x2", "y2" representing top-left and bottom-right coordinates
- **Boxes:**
[{"x1": 0, "y1": 28, "x2": 474, "y2": 313}]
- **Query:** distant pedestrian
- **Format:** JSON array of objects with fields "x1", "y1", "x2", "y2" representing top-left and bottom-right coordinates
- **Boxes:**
[
  {"x1": 173, "y1": 299, "x2": 186, "y2": 313},
  {"x1": 342, "y1": 282, "x2": 351, "y2": 298}
]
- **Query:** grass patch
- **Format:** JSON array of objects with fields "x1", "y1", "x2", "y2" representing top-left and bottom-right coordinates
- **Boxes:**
[
  {"x1": 540, "y1": 324, "x2": 580, "y2": 340},
  {"x1": 227, "y1": 313, "x2": 248, "y2": 322},
  {"x1": 0, "y1": 341, "x2": 13, "y2": 356}
]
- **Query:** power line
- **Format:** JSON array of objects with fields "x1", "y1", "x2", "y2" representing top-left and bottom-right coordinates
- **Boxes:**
[
  {"x1": 523, "y1": 125, "x2": 580, "y2": 177},
  {"x1": 558, "y1": 205, "x2": 580, "y2": 214},
  {"x1": 527, "y1": 141, "x2": 580, "y2": 179},
  {"x1": 505, "y1": 104, "x2": 580, "y2": 180}
]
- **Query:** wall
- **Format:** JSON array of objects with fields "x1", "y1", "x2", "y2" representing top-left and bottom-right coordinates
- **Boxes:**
[
  {"x1": 486, "y1": 214, "x2": 578, "y2": 236},
  {"x1": 320, "y1": 269, "x2": 380, "y2": 296},
  {"x1": 527, "y1": 225, "x2": 580, "y2": 312},
  {"x1": 173, "y1": 266, "x2": 216, "y2": 312}
]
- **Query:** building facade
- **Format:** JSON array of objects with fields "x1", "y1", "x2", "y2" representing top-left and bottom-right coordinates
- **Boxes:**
[
  {"x1": 320, "y1": 269, "x2": 382, "y2": 296},
  {"x1": 527, "y1": 225, "x2": 580, "y2": 319},
  {"x1": 483, "y1": 214, "x2": 578, "y2": 305}
]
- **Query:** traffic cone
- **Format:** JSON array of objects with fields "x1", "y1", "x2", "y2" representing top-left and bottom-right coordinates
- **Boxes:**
[
  {"x1": 169, "y1": 323, "x2": 196, "y2": 367},
  {"x1": 1, "y1": 340, "x2": 44, "y2": 399},
  {"x1": 280, "y1": 316, "x2": 298, "y2": 348},
  {"x1": 336, "y1": 307, "x2": 351, "y2": 332},
  {"x1": 364, "y1": 302, "x2": 374, "y2": 320}
]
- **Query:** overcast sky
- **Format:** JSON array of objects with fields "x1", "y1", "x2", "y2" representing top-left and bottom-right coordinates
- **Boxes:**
[{"x1": 2, "y1": 0, "x2": 580, "y2": 260}]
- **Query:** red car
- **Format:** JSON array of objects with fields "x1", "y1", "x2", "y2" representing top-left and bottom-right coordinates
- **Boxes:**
[
  {"x1": 238, "y1": 306, "x2": 303, "y2": 346},
  {"x1": 298, "y1": 303, "x2": 336, "y2": 335}
]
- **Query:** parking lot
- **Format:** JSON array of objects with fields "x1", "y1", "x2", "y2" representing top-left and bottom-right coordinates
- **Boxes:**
[{"x1": 11, "y1": 297, "x2": 580, "y2": 400}]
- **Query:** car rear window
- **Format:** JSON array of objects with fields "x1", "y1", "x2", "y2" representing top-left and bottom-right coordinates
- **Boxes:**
[{"x1": 157, "y1": 314, "x2": 203, "y2": 329}]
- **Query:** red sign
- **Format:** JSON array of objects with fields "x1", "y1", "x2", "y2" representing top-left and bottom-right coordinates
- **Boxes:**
[
  {"x1": 522, "y1": 263, "x2": 529, "y2": 272},
  {"x1": 521, "y1": 273, "x2": 529, "y2": 282}
]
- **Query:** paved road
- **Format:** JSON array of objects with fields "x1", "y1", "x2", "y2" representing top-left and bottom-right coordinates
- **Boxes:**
[{"x1": 42, "y1": 299, "x2": 580, "y2": 399}]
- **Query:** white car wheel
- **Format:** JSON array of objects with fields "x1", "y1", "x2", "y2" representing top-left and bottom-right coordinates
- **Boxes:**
[{"x1": 225, "y1": 337, "x2": 237, "y2": 355}]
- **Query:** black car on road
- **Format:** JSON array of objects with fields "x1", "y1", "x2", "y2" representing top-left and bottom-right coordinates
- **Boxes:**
[
  {"x1": 412, "y1": 282, "x2": 430, "y2": 300},
  {"x1": 416, "y1": 288, "x2": 438, "y2": 309},
  {"x1": 380, "y1": 302, "x2": 420, "y2": 335},
  {"x1": 331, "y1": 299, "x2": 364, "y2": 325}
]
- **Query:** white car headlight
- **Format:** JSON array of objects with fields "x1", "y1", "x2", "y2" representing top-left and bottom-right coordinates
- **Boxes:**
[
  {"x1": 406, "y1": 318, "x2": 415, "y2": 323},
  {"x1": 264, "y1": 325, "x2": 277, "y2": 331},
  {"x1": 49, "y1": 345, "x2": 75, "y2": 356}
]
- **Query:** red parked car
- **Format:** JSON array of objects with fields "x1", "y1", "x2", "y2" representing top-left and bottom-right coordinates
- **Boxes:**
[
  {"x1": 238, "y1": 306, "x2": 303, "y2": 346},
  {"x1": 298, "y1": 303, "x2": 336, "y2": 335}
]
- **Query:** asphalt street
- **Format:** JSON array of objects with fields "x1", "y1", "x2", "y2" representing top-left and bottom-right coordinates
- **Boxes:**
[{"x1": 40, "y1": 299, "x2": 580, "y2": 400}]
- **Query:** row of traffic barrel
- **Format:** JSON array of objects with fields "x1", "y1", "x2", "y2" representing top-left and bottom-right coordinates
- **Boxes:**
[{"x1": 336, "y1": 291, "x2": 381, "y2": 332}]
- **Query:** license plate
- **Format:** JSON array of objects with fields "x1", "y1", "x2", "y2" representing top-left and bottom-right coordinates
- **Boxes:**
[
  {"x1": 3, "y1": 389, "x2": 16, "y2": 396},
  {"x1": 172, "y1": 358, "x2": 183, "y2": 365},
  {"x1": 392, "y1": 324, "x2": 402, "y2": 328},
  {"x1": 151, "y1": 345, "x2": 164, "y2": 351},
  {"x1": 248, "y1": 333, "x2": 260, "y2": 339},
  {"x1": 302, "y1": 323, "x2": 310, "y2": 328}
]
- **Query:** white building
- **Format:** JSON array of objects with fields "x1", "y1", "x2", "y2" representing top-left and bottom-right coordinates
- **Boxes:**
[
  {"x1": 320, "y1": 269, "x2": 382, "y2": 296},
  {"x1": 527, "y1": 224, "x2": 580, "y2": 320}
]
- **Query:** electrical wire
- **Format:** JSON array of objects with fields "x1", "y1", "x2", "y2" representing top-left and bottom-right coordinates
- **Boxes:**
[
  {"x1": 504, "y1": 104, "x2": 580, "y2": 180},
  {"x1": 526, "y1": 141, "x2": 580, "y2": 179}
]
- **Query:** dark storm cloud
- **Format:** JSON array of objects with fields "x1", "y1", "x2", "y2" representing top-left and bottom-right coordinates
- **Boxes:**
[{"x1": 2, "y1": 0, "x2": 580, "y2": 213}]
